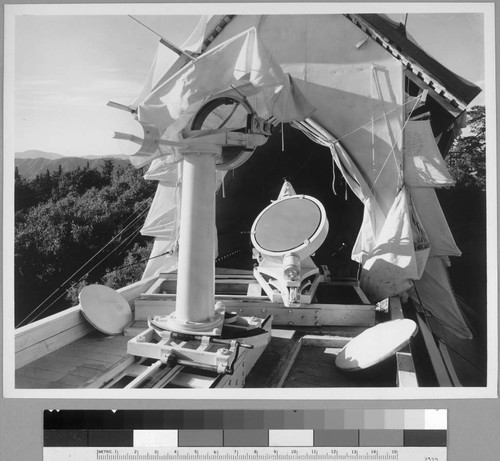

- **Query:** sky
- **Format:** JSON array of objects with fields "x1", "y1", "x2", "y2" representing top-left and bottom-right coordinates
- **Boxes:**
[{"x1": 10, "y1": 6, "x2": 488, "y2": 157}]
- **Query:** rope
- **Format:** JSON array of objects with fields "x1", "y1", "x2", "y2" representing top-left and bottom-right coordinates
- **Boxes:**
[
  {"x1": 332, "y1": 94, "x2": 422, "y2": 145},
  {"x1": 105, "y1": 250, "x2": 172, "y2": 275},
  {"x1": 17, "y1": 219, "x2": 145, "y2": 327},
  {"x1": 18, "y1": 246, "x2": 172, "y2": 329},
  {"x1": 215, "y1": 248, "x2": 243, "y2": 263},
  {"x1": 369, "y1": 94, "x2": 422, "y2": 193}
]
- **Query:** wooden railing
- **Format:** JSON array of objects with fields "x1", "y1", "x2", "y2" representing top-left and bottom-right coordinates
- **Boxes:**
[{"x1": 14, "y1": 276, "x2": 158, "y2": 369}]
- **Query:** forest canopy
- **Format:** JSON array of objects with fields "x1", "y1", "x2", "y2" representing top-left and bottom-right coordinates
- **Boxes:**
[{"x1": 15, "y1": 160, "x2": 156, "y2": 326}]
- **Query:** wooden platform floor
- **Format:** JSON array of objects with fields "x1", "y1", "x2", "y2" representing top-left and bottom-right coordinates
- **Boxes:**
[
  {"x1": 16, "y1": 325, "x2": 397, "y2": 389},
  {"x1": 16, "y1": 331, "x2": 130, "y2": 389},
  {"x1": 283, "y1": 346, "x2": 396, "y2": 387},
  {"x1": 245, "y1": 326, "x2": 397, "y2": 388}
]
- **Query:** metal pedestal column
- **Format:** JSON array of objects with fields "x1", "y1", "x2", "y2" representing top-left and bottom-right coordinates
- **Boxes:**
[{"x1": 160, "y1": 148, "x2": 225, "y2": 335}]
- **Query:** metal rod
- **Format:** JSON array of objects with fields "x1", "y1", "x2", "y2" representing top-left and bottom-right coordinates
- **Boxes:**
[
  {"x1": 113, "y1": 131, "x2": 143, "y2": 145},
  {"x1": 129, "y1": 15, "x2": 195, "y2": 61},
  {"x1": 107, "y1": 101, "x2": 136, "y2": 113},
  {"x1": 168, "y1": 331, "x2": 254, "y2": 349}
]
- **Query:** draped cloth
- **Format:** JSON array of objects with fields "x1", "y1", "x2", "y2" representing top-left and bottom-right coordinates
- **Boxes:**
[
  {"x1": 129, "y1": 16, "x2": 471, "y2": 338},
  {"x1": 294, "y1": 117, "x2": 470, "y2": 338},
  {"x1": 134, "y1": 26, "x2": 314, "y2": 278}
]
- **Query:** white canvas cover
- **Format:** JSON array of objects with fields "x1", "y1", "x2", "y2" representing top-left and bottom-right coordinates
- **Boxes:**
[
  {"x1": 408, "y1": 187, "x2": 461, "y2": 258},
  {"x1": 358, "y1": 187, "x2": 430, "y2": 300},
  {"x1": 409, "y1": 256, "x2": 473, "y2": 339},
  {"x1": 404, "y1": 120, "x2": 455, "y2": 187},
  {"x1": 130, "y1": 26, "x2": 314, "y2": 168},
  {"x1": 125, "y1": 14, "x2": 471, "y2": 337},
  {"x1": 131, "y1": 16, "x2": 210, "y2": 109},
  {"x1": 140, "y1": 180, "x2": 179, "y2": 238},
  {"x1": 140, "y1": 175, "x2": 179, "y2": 279},
  {"x1": 401, "y1": 119, "x2": 469, "y2": 337},
  {"x1": 133, "y1": 25, "x2": 313, "y2": 277}
]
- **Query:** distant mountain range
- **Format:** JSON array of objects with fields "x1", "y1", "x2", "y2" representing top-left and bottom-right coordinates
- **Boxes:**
[
  {"x1": 15, "y1": 150, "x2": 130, "y2": 180},
  {"x1": 15, "y1": 150, "x2": 64, "y2": 161}
]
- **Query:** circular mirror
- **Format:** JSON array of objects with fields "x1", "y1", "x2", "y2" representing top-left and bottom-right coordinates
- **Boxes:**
[{"x1": 251, "y1": 195, "x2": 329, "y2": 260}]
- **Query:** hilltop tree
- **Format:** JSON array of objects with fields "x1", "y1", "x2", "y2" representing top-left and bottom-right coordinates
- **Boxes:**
[
  {"x1": 446, "y1": 105, "x2": 485, "y2": 191},
  {"x1": 101, "y1": 158, "x2": 115, "y2": 181},
  {"x1": 15, "y1": 168, "x2": 37, "y2": 211}
]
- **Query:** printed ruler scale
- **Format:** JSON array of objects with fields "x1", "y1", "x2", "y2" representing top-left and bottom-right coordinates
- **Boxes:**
[
  {"x1": 45, "y1": 447, "x2": 447, "y2": 461},
  {"x1": 43, "y1": 410, "x2": 447, "y2": 461}
]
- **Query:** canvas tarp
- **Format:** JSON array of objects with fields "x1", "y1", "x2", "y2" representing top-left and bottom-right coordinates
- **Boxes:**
[
  {"x1": 133, "y1": 26, "x2": 313, "y2": 277},
  {"x1": 126, "y1": 15, "x2": 471, "y2": 337},
  {"x1": 403, "y1": 119, "x2": 469, "y2": 337},
  {"x1": 131, "y1": 16, "x2": 211, "y2": 109},
  {"x1": 140, "y1": 179, "x2": 179, "y2": 238},
  {"x1": 359, "y1": 186, "x2": 431, "y2": 299},
  {"x1": 130, "y1": 26, "x2": 314, "y2": 168},
  {"x1": 292, "y1": 118, "x2": 429, "y2": 300},
  {"x1": 130, "y1": 16, "x2": 409, "y2": 292},
  {"x1": 409, "y1": 256, "x2": 473, "y2": 339},
  {"x1": 295, "y1": 116, "x2": 463, "y2": 326},
  {"x1": 408, "y1": 187, "x2": 461, "y2": 258},
  {"x1": 403, "y1": 120, "x2": 455, "y2": 187}
]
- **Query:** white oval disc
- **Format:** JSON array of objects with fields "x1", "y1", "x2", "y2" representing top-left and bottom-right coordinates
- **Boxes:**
[
  {"x1": 335, "y1": 319, "x2": 418, "y2": 371},
  {"x1": 79, "y1": 285, "x2": 132, "y2": 335}
]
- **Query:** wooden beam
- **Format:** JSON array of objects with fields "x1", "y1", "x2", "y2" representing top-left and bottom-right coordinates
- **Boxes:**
[
  {"x1": 247, "y1": 283, "x2": 263, "y2": 297},
  {"x1": 123, "y1": 360, "x2": 163, "y2": 388},
  {"x1": 15, "y1": 306, "x2": 87, "y2": 353},
  {"x1": 389, "y1": 297, "x2": 419, "y2": 387},
  {"x1": 301, "y1": 334, "x2": 352, "y2": 348},
  {"x1": 145, "y1": 277, "x2": 167, "y2": 295},
  {"x1": 201, "y1": 15, "x2": 235, "y2": 53},
  {"x1": 345, "y1": 14, "x2": 467, "y2": 113},
  {"x1": 353, "y1": 286, "x2": 371, "y2": 304},
  {"x1": 117, "y1": 274, "x2": 159, "y2": 304},
  {"x1": 84, "y1": 355, "x2": 138, "y2": 388},
  {"x1": 16, "y1": 321, "x2": 94, "y2": 369},
  {"x1": 123, "y1": 321, "x2": 149, "y2": 337},
  {"x1": 396, "y1": 350, "x2": 419, "y2": 387},
  {"x1": 15, "y1": 275, "x2": 159, "y2": 368},
  {"x1": 390, "y1": 296, "x2": 404, "y2": 320},
  {"x1": 404, "y1": 70, "x2": 463, "y2": 118},
  {"x1": 415, "y1": 313, "x2": 453, "y2": 386},
  {"x1": 134, "y1": 298, "x2": 375, "y2": 327},
  {"x1": 438, "y1": 341, "x2": 463, "y2": 387},
  {"x1": 268, "y1": 334, "x2": 304, "y2": 388}
]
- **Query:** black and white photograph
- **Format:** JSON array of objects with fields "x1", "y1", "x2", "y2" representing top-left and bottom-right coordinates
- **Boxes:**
[{"x1": 3, "y1": 3, "x2": 496, "y2": 400}]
